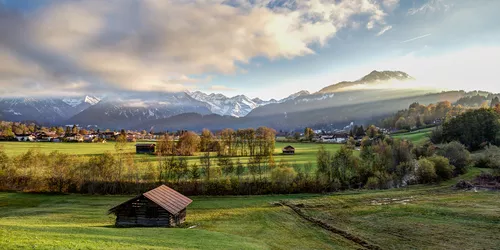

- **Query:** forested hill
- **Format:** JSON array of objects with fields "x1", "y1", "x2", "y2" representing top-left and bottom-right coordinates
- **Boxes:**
[{"x1": 134, "y1": 91, "x2": 466, "y2": 131}]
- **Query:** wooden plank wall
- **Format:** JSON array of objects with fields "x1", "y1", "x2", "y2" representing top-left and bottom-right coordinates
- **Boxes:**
[{"x1": 114, "y1": 196, "x2": 175, "y2": 227}]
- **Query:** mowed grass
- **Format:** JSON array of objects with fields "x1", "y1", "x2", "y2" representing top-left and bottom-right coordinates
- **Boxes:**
[
  {"x1": 0, "y1": 141, "x2": 349, "y2": 171},
  {"x1": 1, "y1": 168, "x2": 499, "y2": 249},
  {"x1": 391, "y1": 127, "x2": 434, "y2": 144},
  {"x1": 285, "y1": 168, "x2": 500, "y2": 250},
  {"x1": 0, "y1": 193, "x2": 357, "y2": 250}
]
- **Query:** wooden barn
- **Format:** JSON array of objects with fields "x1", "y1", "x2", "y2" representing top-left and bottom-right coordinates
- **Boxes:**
[
  {"x1": 135, "y1": 143, "x2": 156, "y2": 154},
  {"x1": 108, "y1": 185, "x2": 192, "y2": 227},
  {"x1": 282, "y1": 145, "x2": 295, "y2": 154}
]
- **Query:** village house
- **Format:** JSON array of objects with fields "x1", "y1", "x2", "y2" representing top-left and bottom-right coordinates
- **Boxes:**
[
  {"x1": 35, "y1": 132, "x2": 59, "y2": 142},
  {"x1": 136, "y1": 144, "x2": 156, "y2": 154},
  {"x1": 127, "y1": 133, "x2": 138, "y2": 142},
  {"x1": 108, "y1": 185, "x2": 192, "y2": 227},
  {"x1": 99, "y1": 131, "x2": 119, "y2": 140},
  {"x1": 15, "y1": 133, "x2": 35, "y2": 142},
  {"x1": 65, "y1": 133, "x2": 84, "y2": 142},
  {"x1": 318, "y1": 133, "x2": 349, "y2": 143},
  {"x1": 83, "y1": 134, "x2": 98, "y2": 142},
  {"x1": 282, "y1": 145, "x2": 295, "y2": 154}
]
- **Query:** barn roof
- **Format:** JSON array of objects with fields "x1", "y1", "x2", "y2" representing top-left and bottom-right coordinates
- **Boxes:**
[
  {"x1": 283, "y1": 145, "x2": 295, "y2": 150},
  {"x1": 108, "y1": 185, "x2": 192, "y2": 215},
  {"x1": 135, "y1": 143, "x2": 156, "y2": 147}
]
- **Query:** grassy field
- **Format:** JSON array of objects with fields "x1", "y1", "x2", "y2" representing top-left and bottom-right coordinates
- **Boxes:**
[
  {"x1": 391, "y1": 127, "x2": 434, "y2": 144},
  {"x1": 0, "y1": 141, "x2": 350, "y2": 172},
  {"x1": 1, "y1": 168, "x2": 499, "y2": 249}
]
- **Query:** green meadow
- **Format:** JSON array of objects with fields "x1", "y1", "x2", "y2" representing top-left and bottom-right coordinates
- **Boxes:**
[
  {"x1": 0, "y1": 141, "x2": 351, "y2": 171},
  {"x1": 391, "y1": 127, "x2": 434, "y2": 144},
  {"x1": 1, "y1": 168, "x2": 498, "y2": 249}
]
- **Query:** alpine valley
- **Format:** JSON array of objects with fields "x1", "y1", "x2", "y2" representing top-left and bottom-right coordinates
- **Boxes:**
[{"x1": 0, "y1": 71, "x2": 483, "y2": 130}]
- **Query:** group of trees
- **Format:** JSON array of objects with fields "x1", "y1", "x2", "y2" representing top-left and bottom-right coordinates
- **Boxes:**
[
  {"x1": 0, "y1": 142, "x2": 315, "y2": 195},
  {"x1": 380, "y1": 95, "x2": 500, "y2": 132},
  {"x1": 379, "y1": 101, "x2": 466, "y2": 130},
  {"x1": 348, "y1": 125, "x2": 380, "y2": 138},
  {"x1": 432, "y1": 107, "x2": 500, "y2": 150},
  {"x1": 157, "y1": 127, "x2": 277, "y2": 157},
  {"x1": 316, "y1": 137, "x2": 469, "y2": 190}
]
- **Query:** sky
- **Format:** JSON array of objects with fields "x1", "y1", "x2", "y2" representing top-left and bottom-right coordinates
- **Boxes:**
[{"x1": 0, "y1": 0, "x2": 499, "y2": 100}]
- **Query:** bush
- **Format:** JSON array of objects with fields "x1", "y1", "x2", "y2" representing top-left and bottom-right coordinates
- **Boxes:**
[
  {"x1": 365, "y1": 177, "x2": 379, "y2": 189},
  {"x1": 473, "y1": 145, "x2": 500, "y2": 169},
  {"x1": 413, "y1": 141, "x2": 436, "y2": 159},
  {"x1": 416, "y1": 158, "x2": 437, "y2": 183},
  {"x1": 428, "y1": 156, "x2": 454, "y2": 181},
  {"x1": 271, "y1": 166, "x2": 297, "y2": 187},
  {"x1": 437, "y1": 141, "x2": 471, "y2": 175},
  {"x1": 430, "y1": 126, "x2": 444, "y2": 144}
]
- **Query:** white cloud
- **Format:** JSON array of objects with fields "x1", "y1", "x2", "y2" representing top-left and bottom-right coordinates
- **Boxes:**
[
  {"x1": 210, "y1": 85, "x2": 237, "y2": 91},
  {"x1": 408, "y1": 0, "x2": 453, "y2": 15},
  {"x1": 381, "y1": 0, "x2": 400, "y2": 11},
  {"x1": 0, "y1": 0, "x2": 393, "y2": 97},
  {"x1": 376, "y1": 25, "x2": 393, "y2": 36}
]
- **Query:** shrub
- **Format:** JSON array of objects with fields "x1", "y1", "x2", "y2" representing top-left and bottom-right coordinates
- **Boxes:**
[
  {"x1": 474, "y1": 145, "x2": 500, "y2": 169},
  {"x1": 428, "y1": 156, "x2": 454, "y2": 181},
  {"x1": 271, "y1": 166, "x2": 297, "y2": 187},
  {"x1": 437, "y1": 141, "x2": 471, "y2": 175},
  {"x1": 413, "y1": 141, "x2": 436, "y2": 159},
  {"x1": 365, "y1": 177, "x2": 379, "y2": 189},
  {"x1": 416, "y1": 158, "x2": 437, "y2": 183},
  {"x1": 430, "y1": 126, "x2": 444, "y2": 144}
]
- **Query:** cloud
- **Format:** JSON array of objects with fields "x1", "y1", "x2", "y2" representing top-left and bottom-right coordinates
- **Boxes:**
[
  {"x1": 0, "y1": 0, "x2": 393, "y2": 97},
  {"x1": 381, "y1": 0, "x2": 399, "y2": 11},
  {"x1": 210, "y1": 85, "x2": 237, "y2": 91},
  {"x1": 400, "y1": 33, "x2": 432, "y2": 43},
  {"x1": 376, "y1": 25, "x2": 393, "y2": 36},
  {"x1": 408, "y1": 0, "x2": 453, "y2": 15}
]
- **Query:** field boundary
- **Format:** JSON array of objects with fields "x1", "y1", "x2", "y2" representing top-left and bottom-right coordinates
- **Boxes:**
[{"x1": 278, "y1": 201, "x2": 381, "y2": 250}]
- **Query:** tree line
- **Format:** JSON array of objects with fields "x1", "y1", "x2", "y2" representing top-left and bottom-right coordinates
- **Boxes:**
[{"x1": 155, "y1": 127, "x2": 276, "y2": 157}]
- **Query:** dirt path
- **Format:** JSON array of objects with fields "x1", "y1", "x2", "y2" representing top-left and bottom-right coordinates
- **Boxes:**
[{"x1": 278, "y1": 201, "x2": 382, "y2": 250}]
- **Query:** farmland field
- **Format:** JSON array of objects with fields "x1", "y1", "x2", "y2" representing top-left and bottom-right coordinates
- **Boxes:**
[
  {"x1": 0, "y1": 141, "x2": 351, "y2": 172},
  {"x1": 1, "y1": 168, "x2": 498, "y2": 249},
  {"x1": 391, "y1": 128, "x2": 434, "y2": 144}
]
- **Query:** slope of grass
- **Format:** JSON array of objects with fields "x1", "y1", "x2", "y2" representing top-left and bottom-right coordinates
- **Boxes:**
[
  {"x1": 1, "y1": 168, "x2": 499, "y2": 249},
  {"x1": 391, "y1": 128, "x2": 433, "y2": 144},
  {"x1": 285, "y1": 169, "x2": 500, "y2": 250},
  {"x1": 0, "y1": 193, "x2": 357, "y2": 250}
]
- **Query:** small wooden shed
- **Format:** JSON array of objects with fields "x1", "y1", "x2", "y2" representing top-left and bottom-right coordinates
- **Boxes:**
[
  {"x1": 282, "y1": 145, "x2": 295, "y2": 154},
  {"x1": 135, "y1": 143, "x2": 156, "y2": 154},
  {"x1": 108, "y1": 185, "x2": 192, "y2": 227}
]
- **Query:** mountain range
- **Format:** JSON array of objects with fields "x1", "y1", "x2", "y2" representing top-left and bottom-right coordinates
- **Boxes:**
[{"x1": 0, "y1": 70, "x2": 481, "y2": 131}]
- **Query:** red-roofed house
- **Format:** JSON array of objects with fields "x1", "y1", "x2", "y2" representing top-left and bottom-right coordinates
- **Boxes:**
[{"x1": 108, "y1": 185, "x2": 192, "y2": 227}]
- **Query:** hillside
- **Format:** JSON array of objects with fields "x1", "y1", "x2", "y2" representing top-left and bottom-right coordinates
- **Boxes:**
[
  {"x1": 0, "y1": 96, "x2": 100, "y2": 124},
  {"x1": 1, "y1": 169, "x2": 498, "y2": 249},
  {"x1": 318, "y1": 70, "x2": 414, "y2": 93},
  {"x1": 134, "y1": 91, "x2": 466, "y2": 131}
]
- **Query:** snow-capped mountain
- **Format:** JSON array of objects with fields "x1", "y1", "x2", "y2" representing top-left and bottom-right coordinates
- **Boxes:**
[
  {"x1": 186, "y1": 90, "x2": 310, "y2": 117},
  {"x1": 279, "y1": 90, "x2": 310, "y2": 103},
  {"x1": 62, "y1": 95, "x2": 102, "y2": 113},
  {"x1": 186, "y1": 91, "x2": 260, "y2": 117},
  {"x1": 0, "y1": 96, "x2": 100, "y2": 124},
  {"x1": 62, "y1": 95, "x2": 101, "y2": 107},
  {"x1": 66, "y1": 92, "x2": 211, "y2": 128},
  {"x1": 252, "y1": 97, "x2": 279, "y2": 106}
]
